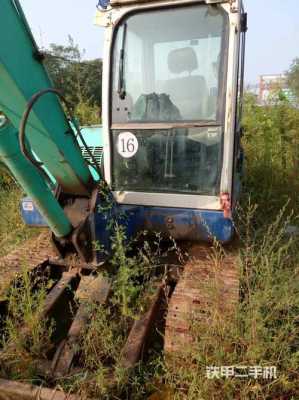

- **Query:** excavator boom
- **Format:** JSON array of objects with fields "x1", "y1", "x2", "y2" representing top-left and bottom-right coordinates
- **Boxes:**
[
  {"x1": 0, "y1": 0, "x2": 101, "y2": 261},
  {"x1": 0, "y1": 0, "x2": 95, "y2": 196}
]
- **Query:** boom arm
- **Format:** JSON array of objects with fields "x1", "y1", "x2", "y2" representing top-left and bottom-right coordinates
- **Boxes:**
[
  {"x1": 0, "y1": 0, "x2": 95, "y2": 196},
  {"x1": 0, "y1": 0, "x2": 100, "y2": 261}
]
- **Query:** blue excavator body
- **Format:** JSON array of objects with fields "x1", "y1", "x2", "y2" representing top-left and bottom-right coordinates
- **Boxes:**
[{"x1": 21, "y1": 125, "x2": 234, "y2": 264}]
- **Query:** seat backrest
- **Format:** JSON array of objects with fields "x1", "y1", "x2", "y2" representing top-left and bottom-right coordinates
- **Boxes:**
[{"x1": 163, "y1": 47, "x2": 209, "y2": 120}]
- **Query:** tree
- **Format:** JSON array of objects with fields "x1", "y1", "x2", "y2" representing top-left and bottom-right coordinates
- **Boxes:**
[
  {"x1": 44, "y1": 36, "x2": 102, "y2": 125},
  {"x1": 243, "y1": 90, "x2": 299, "y2": 180},
  {"x1": 287, "y1": 58, "x2": 299, "y2": 100}
]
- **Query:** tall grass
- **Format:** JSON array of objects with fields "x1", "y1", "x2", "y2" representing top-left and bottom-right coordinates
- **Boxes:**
[
  {"x1": 0, "y1": 267, "x2": 53, "y2": 381},
  {"x1": 162, "y1": 203, "x2": 299, "y2": 399},
  {"x1": 158, "y1": 94, "x2": 299, "y2": 399},
  {"x1": 0, "y1": 184, "x2": 39, "y2": 257},
  {"x1": 242, "y1": 92, "x2": 299, "y2": 217}
]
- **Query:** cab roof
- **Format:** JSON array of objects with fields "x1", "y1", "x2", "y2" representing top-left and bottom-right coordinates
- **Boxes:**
[{"x1": 110, "y1": 0, "x2": 231, "y2": 7}]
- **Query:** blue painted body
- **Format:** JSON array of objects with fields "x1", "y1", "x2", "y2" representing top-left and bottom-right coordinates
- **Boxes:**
[
  {"x1": 94, "y1": 203, "x2": 234, "y2": 257},
  {"x1": 21, "y1": 196, "x2": 234, "y2": 245},
  {"x1": 20, "y1": 197, "x2": 48, "y2": 227},
  {"x1": 20, "y1": 125, "x2": 235, "y2": 253}
]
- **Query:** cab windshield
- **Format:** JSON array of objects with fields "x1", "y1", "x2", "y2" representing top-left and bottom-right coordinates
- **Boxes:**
[{"x1": 111, "y1": 4, "x2": 228, "y2": 196}]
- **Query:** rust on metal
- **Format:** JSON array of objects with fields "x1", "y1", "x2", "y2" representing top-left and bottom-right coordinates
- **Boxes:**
[
  {"x1": 65, "y1": 186, "x2": 98, "y2": 263},
  {"x1": 165, "y1": 244, "x2": 239, "y2": 354},
  {"x1": 121, "y1": 284, "x2": 165, "y2": 369},
  {"x1": 0, "y1": 379, "x2": 81, "y2": 400},
  {"x1": 71, "y1": 218, "x2": 94, "y2": 263},
  {"x1": 75, "y1": 274, "x2": 111, "y2": 302},
  {"x1": 0, "y1": 232, "x2": 57, "y2": 299},
  {"x1": 64, "y1": 198, "x2": 90, "y2": 228},
  {"x1": 52, "y1": 275, "x2": 111, "y2": 376},
  {"x1": 220, "y1": 192, "x2": 232, "y2": 219},
  {"x1": 43, "y1": 271, "x2": 79, "y2": 317}
]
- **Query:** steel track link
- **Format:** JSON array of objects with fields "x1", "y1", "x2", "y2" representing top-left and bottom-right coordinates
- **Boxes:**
[
  {"x1": 165, "y1": 244, "x2": 239, "y2": 354},
  {"x1": 0, "y1": 231, "x2": 58, "y2": 298}
]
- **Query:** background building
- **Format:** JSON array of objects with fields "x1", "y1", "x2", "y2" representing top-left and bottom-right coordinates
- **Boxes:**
[{"x1": 259, "y1": 74, "x2": 296, "y2": 105}]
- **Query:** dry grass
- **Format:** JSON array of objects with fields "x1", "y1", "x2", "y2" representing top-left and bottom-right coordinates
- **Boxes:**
[
  {"x1": 0, "y1": 185, "x2": 39, "y2": 258},
  {"x1": 162, "y1": 203, "x2": 299, "y2": 399}
]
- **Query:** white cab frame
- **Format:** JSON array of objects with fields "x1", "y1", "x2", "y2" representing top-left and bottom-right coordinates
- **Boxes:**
[{"x1": 101, "y1": 0, "x2": 242, "y2": 210}]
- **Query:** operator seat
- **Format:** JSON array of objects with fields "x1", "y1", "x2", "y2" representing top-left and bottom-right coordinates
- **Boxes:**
[{"x1": 164, "y1": 47, "x2": 208, "y2": 120}]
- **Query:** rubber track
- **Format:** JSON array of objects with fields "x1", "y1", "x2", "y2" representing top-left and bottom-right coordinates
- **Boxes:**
[{"x1": 0, "y1": 231, "x2": 57, "y2": 298}]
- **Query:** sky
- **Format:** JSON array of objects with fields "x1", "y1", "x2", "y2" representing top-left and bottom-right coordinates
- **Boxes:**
[{"x1": 19, "y1": 0, "x2": 299, "y2": 84}]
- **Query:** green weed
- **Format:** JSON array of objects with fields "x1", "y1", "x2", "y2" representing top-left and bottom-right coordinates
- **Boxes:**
[
  {"x1": 160, "y1": 202, "x2": 299, "y2": 399},
  {"x1": 110, "y1": 224, "x2": 161, "y2": 318},
  {"x1": 0, "y1": 267, "x2": 54, "y2": 381}
]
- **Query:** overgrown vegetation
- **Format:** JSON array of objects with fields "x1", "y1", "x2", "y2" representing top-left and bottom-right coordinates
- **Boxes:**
[
  {"x1": 0, "y1": 184, "x2": 39, "y2": 257},
  {"x1": 161, "y1": 204, "x2": 299, "y2": 399},
  {"x1": 0, "y1": 53, "x2": 299, "y2": 397},
  {"x1": 0, "y1": 214, "x2": 167, "y2": 397},
  {"x1": 67, "y1": 225, "x2": 169, "y2": 398},
  {"x1": 44, "y1": 36, "x2": 102, "y2": 125},
  {"x1": 0, "y1": 267, "x2": 53, "y2": 381},
  {"x1": 242, "y1": 91, "x2": 299, "y2": 216}
]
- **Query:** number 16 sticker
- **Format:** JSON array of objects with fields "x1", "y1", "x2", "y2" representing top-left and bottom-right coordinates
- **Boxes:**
[{"x1": 117, "y1": 132, "x2": 139, "y2": 158}]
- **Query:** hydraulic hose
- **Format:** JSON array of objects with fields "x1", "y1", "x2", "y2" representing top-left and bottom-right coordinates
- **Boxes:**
[{"x1": 19, "y1": 88, "x2": 102, "y2": 182}]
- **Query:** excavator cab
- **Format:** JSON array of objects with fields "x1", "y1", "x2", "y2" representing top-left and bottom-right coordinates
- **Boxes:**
[{"x1": 99, "y1": 0, "x2": 247, "y2": 243}]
